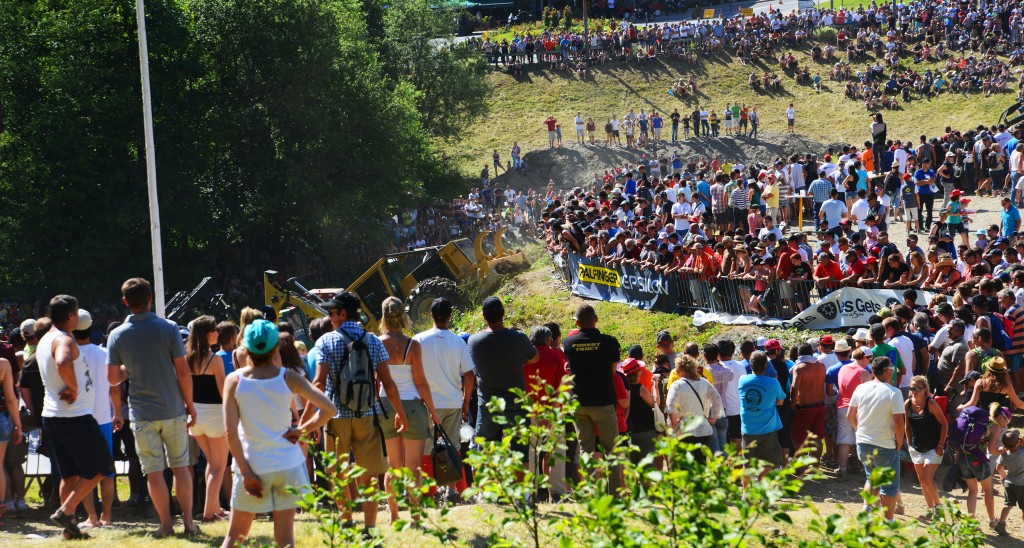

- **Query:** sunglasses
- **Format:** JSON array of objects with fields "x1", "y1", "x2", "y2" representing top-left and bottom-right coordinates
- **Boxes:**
[{"x1": 909, "y1": 386, "x2": 924, "y2": 392}]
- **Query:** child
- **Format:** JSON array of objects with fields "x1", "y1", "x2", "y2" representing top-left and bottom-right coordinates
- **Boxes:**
[
  {"x1": 221, "y1": 320, "x2": 337, "y2": 548},
  {"x1": 996, "y1": 429, "x2": 1024, "y2": 536},
  {"x1": 813, "y1": 71, "x2": 822, "y2": 92},
  {"x1": 555, "y1": 124, "x2": 563, "y2": 147}
]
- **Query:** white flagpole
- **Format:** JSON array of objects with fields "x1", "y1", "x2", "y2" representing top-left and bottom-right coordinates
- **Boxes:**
[{"x1": 135, "y1": 0, "x2": 166, "y2": 317}]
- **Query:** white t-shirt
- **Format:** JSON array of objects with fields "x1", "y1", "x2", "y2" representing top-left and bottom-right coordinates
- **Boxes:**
[
  {"x1": 787, "y1": 107, "x2": 795, "y2": 120},
  {"x1": 671, "y1": 201, "x2": 693, "y2": 232},
  {"x1": 38, "y1": 329, "x2": 94, "y2": 418},
  {"x1": 817, "y1": 352, "x2": 840, "y2": 369},
  {"x1": 413, "y1": 328, "x2": 475, "y2": 409},
  {"x1": 848, "y1": 380, "x2": 904, "y2": 449},
  {"x1": 893, "y1": 148, "x2": 908, "y2": 173},
  {"x1": 721, "y1": 359, "x2": 747, "y2": 416},
  {"x1": 851, "y1": 198, "x2": 871, "y2": 230},
  {"x1": 887, "y1": 335, "x2": 914, "y2": 388},
  {"x1": 80, "y1": 343, "x2": 112, "y2": 425}
]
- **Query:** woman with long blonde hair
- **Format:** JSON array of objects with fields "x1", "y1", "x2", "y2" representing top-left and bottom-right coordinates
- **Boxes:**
[
  {"x1": 231, "y1": 307, "x2": 264, "y2": 374},
  {"x1": 377, "y1": 297, "x2": 440, "y2": 523}
]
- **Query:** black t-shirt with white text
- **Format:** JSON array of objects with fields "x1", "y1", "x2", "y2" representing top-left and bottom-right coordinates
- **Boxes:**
[{"x1": 563, "y1": 327, "x2": 621, "y2": 406}]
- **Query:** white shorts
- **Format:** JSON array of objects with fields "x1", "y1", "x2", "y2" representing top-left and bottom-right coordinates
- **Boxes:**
[
  {"x1": 904, "y1": 207, "x2": 920, "y2": 221},
  {"x1": 725, "y1": 119, "x2": 733, "y2": 129},
  {"x1": 190, "y1": 403, "x2": 226, "y2": 438},
  {"x1": 837, "y1": 407, "x2": 855, "y2": 445},
  {"x1": 908, "y1": 447, "x2": 942, "y2": 466},
  {"x1": 232, "y1": 463, "x2": 310, "y2": 513}
]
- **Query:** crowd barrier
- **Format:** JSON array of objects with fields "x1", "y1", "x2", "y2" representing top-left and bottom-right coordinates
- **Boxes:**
[{"x1": 553, "y1": 252, "x2": 939, "y2": 328}]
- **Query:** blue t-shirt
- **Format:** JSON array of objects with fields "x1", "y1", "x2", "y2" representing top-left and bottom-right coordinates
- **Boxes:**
[
  {"x1": 216, "y1": 349, "x2": 234, "y2": 375},
  {"x1": 914, "y1": 169, "x2": 936, "y2": 195},
  {"x1": 825, "y1": 359, "x2": 852, "y2": 388},
  {"x1": 742, "y1": 358, "x2": 778, "y2": 378},
  {"x1": 303, "y1": 347, "x2": 319, "y2": 380},
  {"x1": 625, "y1": 178, "x2": 637, "y2": 196},
  {"x1": 1002, "y1": 205, "x2": 1021, "y2": 237},
  {"x1": 697, "y1": 181, "x2": 712, "y2": 209},
  {"x1": 738, "y1": 374, "x2": 786, "y2": 435},
  {"x1": 856, "y1": 169, "x2": 868, "y2": 192}
]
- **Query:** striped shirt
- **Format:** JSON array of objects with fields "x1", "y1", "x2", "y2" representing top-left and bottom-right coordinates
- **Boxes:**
[
  {"x1": 1006, "y1": 305, "x2": 1024, "y2": 356},
  {"x1": 730, "y1": 185, "x2": 749, "y2": 210}
]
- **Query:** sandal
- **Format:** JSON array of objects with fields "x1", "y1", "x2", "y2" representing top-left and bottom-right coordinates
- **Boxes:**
[{"x1": 184, "y1": 524, "x2": 202, "y2": 537}]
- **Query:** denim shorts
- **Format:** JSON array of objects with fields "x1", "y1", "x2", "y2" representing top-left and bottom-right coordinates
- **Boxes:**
[
  {"x1": 0, "y1": 412, "x2": 12, "y2": 443},
  {"x1": 856, "y1": 443, "x2": 901, "y2": 498}
]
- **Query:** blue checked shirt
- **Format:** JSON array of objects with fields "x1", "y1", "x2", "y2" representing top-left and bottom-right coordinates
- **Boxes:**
[
  {"x1": 808, "y1": 178, "x2": 832, "y2": 205},
  {"x1": 314, "y1": 321, "x2": 390, "y2": 418}
]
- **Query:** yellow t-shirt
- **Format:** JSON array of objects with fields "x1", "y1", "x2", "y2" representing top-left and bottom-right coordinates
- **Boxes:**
[
  {"x1": 667, "y1": 366, "x2": 714, "y2": 386},
  {"x1": 763, "y1": 183, "x2": 780, "y2": 208}
]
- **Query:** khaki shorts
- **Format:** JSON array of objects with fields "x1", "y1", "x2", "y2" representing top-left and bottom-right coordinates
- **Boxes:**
[
  {"x1": 133, "y1": 415, "x2": 192, "y2": 475},
  {"x1": 380, "y1": 398, "x2": 430, "y2": 441},
  {"x1": 433, "y1": 408, "x2": 463, "y2": 451},
  {"x1": 326, "y1": 416, "x2": 386, "y2": 477},
  {"x1": 232, "y1": 463, "x2": 309, "y2": 513}
]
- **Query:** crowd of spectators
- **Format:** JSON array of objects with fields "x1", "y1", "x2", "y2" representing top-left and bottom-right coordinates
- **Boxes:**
[
  {"x1": 542, "y1": 120, "x2": 1024, "y2": 316},
  {"x1": 466, "y1": 0, "x2": 1024, "y2": 112}
]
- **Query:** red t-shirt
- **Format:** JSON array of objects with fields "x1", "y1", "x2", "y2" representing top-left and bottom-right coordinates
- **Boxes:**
[
  {"x1": 815, "y1": 261, "x2": 843, "y2": 281},
  {"x1": 614, "y1": 373, "x2": 629, "y2": 434},
  {"x1": 544, "y1": 118, "x2": 558, "y2": 131},
  {"x1": 524, "y1": 345, "x2": 567, "y2": 404},
  {"x1": 837, "y1": 362, "x2": 869, "y2": 409}
]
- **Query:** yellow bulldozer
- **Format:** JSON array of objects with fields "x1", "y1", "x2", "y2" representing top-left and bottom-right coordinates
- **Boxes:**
[{"x1": 265, "y1": 227, "x2": 530, "y2": 333}]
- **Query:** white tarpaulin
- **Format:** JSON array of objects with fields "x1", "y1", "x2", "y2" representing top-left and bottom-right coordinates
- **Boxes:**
[{"x1": 693, "y1": 287, "x2": 944, "y2": 330}]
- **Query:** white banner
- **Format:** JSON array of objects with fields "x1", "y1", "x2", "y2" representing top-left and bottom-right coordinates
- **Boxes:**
[{"x1": 693, "y1": 287, "x2": 944, "y2": 330}]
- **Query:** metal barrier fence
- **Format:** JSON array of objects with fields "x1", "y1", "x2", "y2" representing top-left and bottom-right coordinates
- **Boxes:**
[
  {"x1": 553, "y1": 253, "x2": 858, "y2": 320},
  {"x1": 676, "y1": 275, "x2": 825, "y2": 319}
]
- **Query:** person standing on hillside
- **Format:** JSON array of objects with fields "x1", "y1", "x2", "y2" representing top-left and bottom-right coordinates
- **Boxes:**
[
  {"x1": 574, "y1": 112, "x2": 585, "y2": 144},
  {"x1": 670, "y1": 108, "x2": 681, "y2": 142},
  {"x1": 749, "y1": 107, "x2": 760, "y2": 139},
  {"x1": 469, "y1": 298, "x2": 538, "y2": 457},
  {"x1": 413, "y1": 298, "x2": 475, "y2": 501},
  {"x1": 544, "y1": 116, "x2": 558, "y2": 147},
  {"x1": 107, "y1": 279, "x2": 199, "y2": 538},
  {"x1": 786, "y1": 103, "x2": 795, "y2": 134},
  {"x1": 41, "y1": 295, "x2": 113, "y2": 540},
  {"x1": 563, "y1": 304, "x2": 622, "y2": 491},
  {"x1": 848, "y1": 356, "x2": 906, "y2": 521}
]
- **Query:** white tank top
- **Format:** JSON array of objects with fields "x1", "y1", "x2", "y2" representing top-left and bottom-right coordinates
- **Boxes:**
[
  {"x1": 233, "y1": 367, "x2": 304, "y2": 475},
  {"x1": 38, "y1": 329, "x2": 94, "y2": 418},
  {"x1": 380, "y1": 339, "x2": 418, "y2": 400}
]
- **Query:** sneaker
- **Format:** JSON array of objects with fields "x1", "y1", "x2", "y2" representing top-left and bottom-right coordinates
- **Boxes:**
[
  {"x1": 838, "y1": 467, "x2": 848, "y2": 480},
  {"x1": 894, "y1": 504, "x2": 905, "y2": 515},
  {"x1": 50, "y1": 509, "x2": 83, "y2": 537},
  {"x1": 995, "y1": 521, "x2": 1009, "y2": 536},
  {"x1": 14, "y1": 500, "x2": 28, "y2": 511}
]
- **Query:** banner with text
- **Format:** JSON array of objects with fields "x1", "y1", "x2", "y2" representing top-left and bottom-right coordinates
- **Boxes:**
[
  {"x1": 693, "y1": 287, "x2": 941, "y2": 329},
  {"x1": 566, "y1": 254, "x2": 681, "y2": 313}
]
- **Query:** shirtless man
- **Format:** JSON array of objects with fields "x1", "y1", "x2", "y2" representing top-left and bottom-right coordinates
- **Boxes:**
[{"x1": 789, "y1": 343, "x2": 827, "y2": 460}]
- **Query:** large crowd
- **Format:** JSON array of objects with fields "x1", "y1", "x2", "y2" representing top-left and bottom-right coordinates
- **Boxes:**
[
  {"x1": 9, "y1": 2, "x2": 1024, "y2": 545},
  {"x1": 466, "y1": 0, "x2": 1024, "y2": 113}
]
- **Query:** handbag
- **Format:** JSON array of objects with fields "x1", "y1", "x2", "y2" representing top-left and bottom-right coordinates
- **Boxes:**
[
  {"x1": 431, "y1": 423, "x2": 464, "y2": 487},
  {"x1": 653, "y1": 404, "x2": 668, "y2": 433}
]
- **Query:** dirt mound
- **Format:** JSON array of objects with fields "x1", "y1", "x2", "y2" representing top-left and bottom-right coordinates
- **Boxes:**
[{"x1": 494, "y1": 132, "x2": 834, "y2": 192}]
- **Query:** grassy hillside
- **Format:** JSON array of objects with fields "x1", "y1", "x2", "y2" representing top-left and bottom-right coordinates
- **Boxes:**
[{"x1": 449, "y1": 31, "x2": 1013, "y2": 171}]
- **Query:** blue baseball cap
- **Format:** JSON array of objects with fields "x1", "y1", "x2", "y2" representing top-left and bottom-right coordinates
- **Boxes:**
[{"x1": 244, "y1": 319, "x2": 279, "y2": 355}]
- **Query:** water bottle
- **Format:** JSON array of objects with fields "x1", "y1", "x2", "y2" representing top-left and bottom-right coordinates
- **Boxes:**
[{"x1": 459, "y1": 421, "x2": 475, "y2": 444}]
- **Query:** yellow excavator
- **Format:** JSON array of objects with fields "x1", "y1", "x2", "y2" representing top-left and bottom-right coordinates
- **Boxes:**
[{"x1": 265, "y1": 227, "x2": 529, "y2": 333}]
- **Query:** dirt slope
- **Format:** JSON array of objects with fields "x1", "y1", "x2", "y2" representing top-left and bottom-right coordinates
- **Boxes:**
[{"x1": 494, "y1": 132, "x2": 837, "y2": 191}]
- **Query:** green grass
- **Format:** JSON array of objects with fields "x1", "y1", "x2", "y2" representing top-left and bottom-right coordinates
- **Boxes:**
[
  {"x1": 450, "y1": 246, "x2": 827, "y2": 358},
  {"x1": 448, "y1": 35, "x2": 1012, "y2": 171}
]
